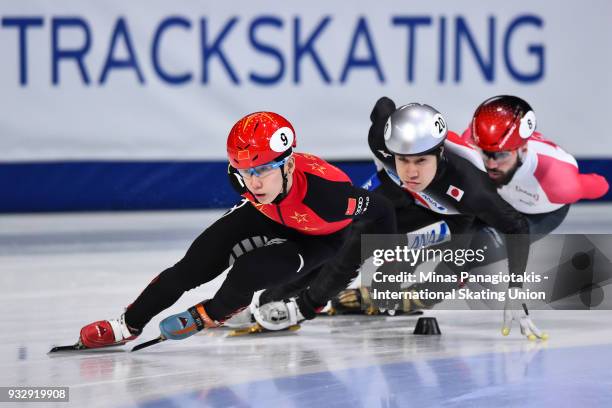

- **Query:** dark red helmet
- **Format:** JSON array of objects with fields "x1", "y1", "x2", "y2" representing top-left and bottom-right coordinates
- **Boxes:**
[
  {"x1": 471, "y1": 95, "x2": 536, "y2": 151},
  {"x1": 227, "y1": 112, "x2": 296, "y2": 169}
]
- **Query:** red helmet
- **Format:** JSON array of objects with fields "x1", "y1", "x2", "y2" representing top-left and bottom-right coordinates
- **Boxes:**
[
  {"x1": 471, "y1": 95, "x2": 536, "y2": 151},
  {"x1": 227, "y1": 111, "x2": 296, "y2": 169}
]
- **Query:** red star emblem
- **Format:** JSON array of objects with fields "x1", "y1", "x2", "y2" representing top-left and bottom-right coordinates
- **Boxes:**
[
  {"x1": 289, "y1": 211, "x2": 309, "y2": 224},
  {"x1": 253, "y1": 202, "x2": 269, "y2": 215},
  {"x1": 307, "y1": 163, "x2": 327, "y2": 175}
]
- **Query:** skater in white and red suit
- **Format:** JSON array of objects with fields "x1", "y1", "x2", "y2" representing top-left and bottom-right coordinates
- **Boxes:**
[{"x1": 465, "y1": 94, "x2": 608, "y2": 223}]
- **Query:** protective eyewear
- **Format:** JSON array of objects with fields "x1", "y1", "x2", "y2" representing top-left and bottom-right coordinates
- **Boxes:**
[
  {"x1": 479, "y1": 149, "x2": 513, "y2": 161},
  {"x1": 237, "y1": 157, "x2": 289, "y2": 178}
]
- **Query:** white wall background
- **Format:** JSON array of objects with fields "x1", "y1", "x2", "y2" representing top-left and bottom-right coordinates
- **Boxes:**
[{"x1": 0, "y1": 0, "x2": 610, "y2": 161}]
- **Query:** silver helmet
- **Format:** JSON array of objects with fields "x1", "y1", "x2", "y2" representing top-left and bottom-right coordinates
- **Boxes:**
[{"x1": 383, "y1": 103, "x2": 448, "y2": 155}]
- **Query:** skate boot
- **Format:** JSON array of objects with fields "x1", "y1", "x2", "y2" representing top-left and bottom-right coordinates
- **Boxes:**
[
  {"x1": 223, "y1": 306, "x2": 256, "y2": 329},
  {"x1": 223, "y1": 292, "x2": 261, "y2": 329},
  {"x1": 228, "y1": 296, "x2": 307, "y2": 336},
  {"x1": 79, "y1": 314, "x2": 141, "y2": 349},
  {"x1": 253, "y1": 297, "x2": 304, "y2": 331}
]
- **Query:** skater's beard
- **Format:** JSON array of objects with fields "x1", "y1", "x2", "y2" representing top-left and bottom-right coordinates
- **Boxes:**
[{"x1": 487, "y1": 161, "x2": 520, "y2": 187}]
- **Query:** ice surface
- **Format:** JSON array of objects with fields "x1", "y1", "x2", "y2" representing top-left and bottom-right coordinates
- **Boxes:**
[{"x1": 1, "y1": 204, "x2": 612, "y2": 407}]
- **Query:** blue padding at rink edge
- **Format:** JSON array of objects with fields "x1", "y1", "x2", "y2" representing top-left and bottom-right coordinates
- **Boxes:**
[
  {"x1": 0, "y1": 161, "x2": 242, "y2": 212},
  {"x1": 1, "y1": 159, "x2": 610, "y2": 212},
  {"x1": 129, "y1": 342, "x2": 612, "y2": 408},
  {"x1": 0, "y1": 160, "x2": 378, "y2": 212}
]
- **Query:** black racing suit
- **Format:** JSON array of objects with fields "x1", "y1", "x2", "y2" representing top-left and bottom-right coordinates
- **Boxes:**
[
  {"x1": 123, "y1": 152, "x2": 396, "y2": 330},
  {"x1": 260, "y1": 97, "x2": 531, "y2": 315},
  {"x1": 456, "y1": 205, "x2": 568, "y2": 275}
]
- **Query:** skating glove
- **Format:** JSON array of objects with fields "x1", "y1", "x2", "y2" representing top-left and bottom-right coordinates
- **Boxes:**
[{"x1": 502, "y1": 288, "x2": 548, "y2": 340}]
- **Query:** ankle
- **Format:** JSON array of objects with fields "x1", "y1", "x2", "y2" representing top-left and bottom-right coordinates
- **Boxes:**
[
  {"x1": 194, "y1": 303, "x2": 220, "y2": 328},
  {"x1": 109, "y1": 314, "x2": 141, "y2": 341}
]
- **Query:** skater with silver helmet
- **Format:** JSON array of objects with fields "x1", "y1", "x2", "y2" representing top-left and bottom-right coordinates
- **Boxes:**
[{"x1": 251, "y1": 98, "x2": 547, "y2": 340}]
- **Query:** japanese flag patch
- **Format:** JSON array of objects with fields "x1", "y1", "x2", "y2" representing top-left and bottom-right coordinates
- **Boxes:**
[{"x1": 446, "y1": 185, "x2": 464, "y2": 201}]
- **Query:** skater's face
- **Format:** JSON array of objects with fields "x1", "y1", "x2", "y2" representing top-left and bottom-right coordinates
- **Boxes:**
[
  {"x1": 395, "y1": 153, "x2": 438, "y2": 192},
  {"x1": 241, "y1": 157, "x2": 295, "y2": 203},
  {"x1": 480, "y1": 146, "x2": 525, "y2": 186}
]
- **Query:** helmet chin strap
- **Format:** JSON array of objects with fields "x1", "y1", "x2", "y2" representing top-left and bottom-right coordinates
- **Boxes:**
[
  {"x1": 436, "y1": 146, "x2": 445, "y2": 164},
  {"x1": 432, "y1": 146, "x2": 447, "y2": 182},
  {"x1": 517, "y1": 148, "x2": 526, "y2": 163},
  {"x1": 272, "y1": 164, "x2": 290, "y2": 204}
]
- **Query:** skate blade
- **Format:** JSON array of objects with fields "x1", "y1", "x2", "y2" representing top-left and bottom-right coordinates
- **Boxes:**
[
  {"x1": 48, "y1": 342, "x2": 85, "y2": 353},
  {"x1": 407, "y1": 310, "x2": 424, "y2": 316},
  {"x1": 131, "y1": 335, "x2": 166, "y2": 352},
  {"x1": 227, "y1": 323, "x2": 301, "y2": 337},
  {"x1": 48, "y1": 339, "x2": 126, "y2": 354}
]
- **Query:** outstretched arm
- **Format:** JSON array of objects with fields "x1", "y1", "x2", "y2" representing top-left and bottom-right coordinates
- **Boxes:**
[{"x1": 535, "y1": 154, "x2": 609, "y2": 203}]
